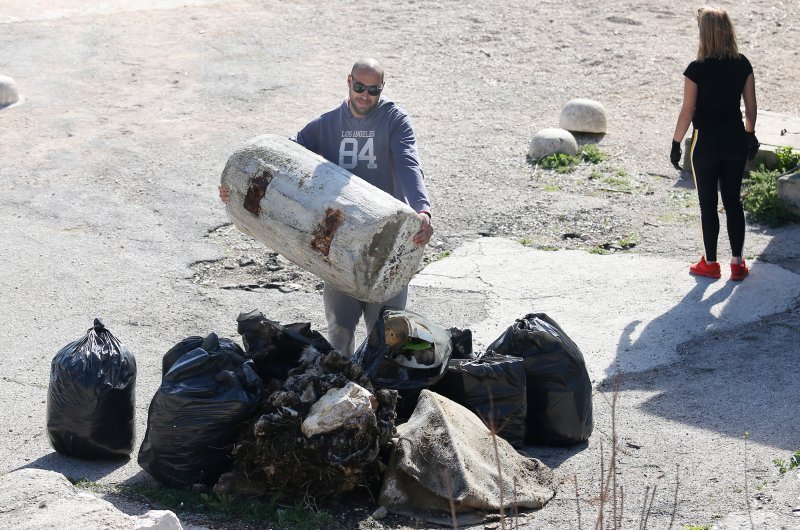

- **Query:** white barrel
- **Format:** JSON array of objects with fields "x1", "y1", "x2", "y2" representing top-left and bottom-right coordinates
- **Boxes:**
[{"x1": 220, "y1": 134, "x2": 424, "y2": 302}]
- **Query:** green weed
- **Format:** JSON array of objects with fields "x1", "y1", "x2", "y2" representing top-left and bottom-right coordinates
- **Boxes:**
[
  {"x1": 539, "y1": 152, "x2": 579, "y2": 171},
  {"x1": 589, "y1": 247, "x2": 610, "y2": 255},
  {"x1": 775, "y1": 145, "x2": 800, "y2": 173},
  {"x1": 534, "y1": 144, "x2": 606, "y2": 173},
  {"x1": 601, "y1": 175, "x2": 634, "y2": 192},
  {"x1": 683, "y1": 525, "x2": 711, "y2": 530},
  {"x1": 580, "y1": 144, "x2": 606, "y2": 164},
  {"x1": 773, "y1": 449, "x2": 800, "y2": 474},
  {"x1": 616, "y1": 235, "x2": 638, "y2": 249},
  {"x1": 742, "y1": 163, "x2": 798, "y2": 227}
]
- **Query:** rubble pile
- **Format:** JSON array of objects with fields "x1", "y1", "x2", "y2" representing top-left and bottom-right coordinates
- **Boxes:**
[{"x1": 214, "y1": 340, "x2": 398, "y2": 499}]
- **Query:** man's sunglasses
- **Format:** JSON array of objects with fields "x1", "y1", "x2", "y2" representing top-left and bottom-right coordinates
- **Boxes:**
[{"x1": 351, "y1": 81, "x2": 383, "y2": 96}]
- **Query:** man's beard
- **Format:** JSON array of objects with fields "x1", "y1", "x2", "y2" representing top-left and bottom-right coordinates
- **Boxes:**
[{"x1": 350, "y1": 97, "x2": 378, "y2": 116}]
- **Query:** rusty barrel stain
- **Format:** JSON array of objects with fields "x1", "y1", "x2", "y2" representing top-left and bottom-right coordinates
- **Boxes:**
[
  {"x1": 311, "y1": 207, "x2": 344, "y2": 256},
  {"x1": 243, "y1": 168, "x2": 273, "y2": 215}
]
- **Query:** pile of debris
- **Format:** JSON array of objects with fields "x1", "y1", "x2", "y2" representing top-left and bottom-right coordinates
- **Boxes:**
[
  {"x1": 215, "y1": 310, "x2": 398, "y2": 498},
  {"x1": 47, "y1": 308, "x2": 594, "y2": 523}
]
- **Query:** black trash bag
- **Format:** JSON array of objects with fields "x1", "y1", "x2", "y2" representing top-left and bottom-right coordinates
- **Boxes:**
[
  {"x1": 138, "y1": 332, "x2": 263, "y2": 488},
  {"x1": 236, "y1": 309, "x2": 333, "y2": 381},
  {"x1": 47, "y1": 318, "x2": 137, "y2": 459},
  {"x1": 162, "y1": 334, "x2": 245, "y2": 377},
  {"x1": 486, "y1": 313, "x2": 593, "y2": 446},
  {"x1": 354, "y1": 307, "x2": 452, "y2": 419},
  {"x1": 429, "y1": 355, "x2": 527, "y2": 447}
]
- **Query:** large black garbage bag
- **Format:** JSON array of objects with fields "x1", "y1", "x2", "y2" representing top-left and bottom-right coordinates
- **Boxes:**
[
  {"x1": 138, "y1": 332, "x2": 263, "y2": 487},
  {"x1": 354, "y1": 307, "x2": 452, "y2": 419},
  {"x1": 486, "y1": 313, "x2": 593, "y2": 446},
  {"x1": 429, "y1": 355, "x2": 527, "y2": 447},
  {"x1": 47, "y1": 318, "x2": 137, "y2": 459},
  {"x1": 236, "y1": 309, "x2": 333, "y2": 381}
]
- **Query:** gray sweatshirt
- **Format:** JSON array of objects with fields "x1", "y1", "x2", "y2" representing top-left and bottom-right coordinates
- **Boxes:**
[{"x1": 293, "y1": 98, "x2": 430, "y2": 214}]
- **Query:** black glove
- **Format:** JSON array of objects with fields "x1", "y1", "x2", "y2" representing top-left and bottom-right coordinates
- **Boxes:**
[
  {"x1": 746, "y1": 131, "x2": 759, "y2": 161},
  {"x1": 670, "y1": 140, "x2": 682, "y2": 170}
]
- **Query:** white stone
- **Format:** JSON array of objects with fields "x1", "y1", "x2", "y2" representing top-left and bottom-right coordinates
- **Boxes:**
[
  {"x1": 301, "y1": 381, "x2": 375, "y2": 438},
  {"x1": 134, "y1": 510, "x2": 184, "y2": 530},
  {"x1": 0, "y1": 75, "x2": 20, "y2": 107},
  {"x1": 221, "y1": 134, "x2": 425, "y2": 303},
  {"x1": 528, "y1": 128, "x2": 578, "y2": 160},
  {"x1": 559, "y1": 98, "x2": 607, "y2": 134}
]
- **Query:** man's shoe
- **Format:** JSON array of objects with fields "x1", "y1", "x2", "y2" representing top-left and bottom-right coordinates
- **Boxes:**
[
  {"x1": 689, "y1": 257, "x2": 721, "y2": 279},
  {"x1": 730, "y1": 260, "x2": 749, "y2": 281}
]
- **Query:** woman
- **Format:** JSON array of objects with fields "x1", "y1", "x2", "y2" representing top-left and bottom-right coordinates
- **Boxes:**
[{"x1": 671, "y1": 6, "x2": 759, "y2": 281}]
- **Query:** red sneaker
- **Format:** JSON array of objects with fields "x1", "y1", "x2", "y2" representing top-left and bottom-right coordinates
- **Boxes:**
[
  {"x1": 689, "y1": 257, "x2": 721, "y2": 279},
  {"x1": 730, "y1": 260, "x2": 749, "y2": 281}
]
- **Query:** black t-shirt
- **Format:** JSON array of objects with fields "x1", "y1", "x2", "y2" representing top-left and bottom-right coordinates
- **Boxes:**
[{"x1": 684, "y1": 54, "x2": 753, "y2": 130}]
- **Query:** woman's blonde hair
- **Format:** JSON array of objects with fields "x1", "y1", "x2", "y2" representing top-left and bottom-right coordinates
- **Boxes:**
[{"x1": 696, "y1": 6, "x2": 740, "y2": 60}]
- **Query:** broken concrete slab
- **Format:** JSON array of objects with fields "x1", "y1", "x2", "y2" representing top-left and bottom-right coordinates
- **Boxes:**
[{"x1": 0, "y1": 468, "x2": 188, "y2": 530}]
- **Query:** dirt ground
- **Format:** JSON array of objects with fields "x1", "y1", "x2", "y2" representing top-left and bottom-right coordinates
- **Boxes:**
[{"x1": 2, "y1": 0, "x2": 799, "y2": 529}]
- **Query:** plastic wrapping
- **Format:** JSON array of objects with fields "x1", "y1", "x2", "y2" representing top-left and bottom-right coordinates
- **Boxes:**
[
  {"x1": 138, "y1": 333, "x2": 262, "y2": 487},
  {"x1": 236, "y1": 309, "x2": 333, "y2": 381},
  {"x1": 430, "y1": 355, "x2": 527, "y2": 447},
  {"x1": 486, "y1": 313, "x2": 593, "y2": 446},
  {"x1": 47, "y1": 318, "x2": 136, "y2": 459}
]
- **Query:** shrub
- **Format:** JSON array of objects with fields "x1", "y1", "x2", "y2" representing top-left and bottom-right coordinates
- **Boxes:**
[
  {"x1": 775, "y1": 145, "x2": 800, "y2": 173},
  {"x1": 742, "y1": 162, "x2": 797, "y2": 227}
]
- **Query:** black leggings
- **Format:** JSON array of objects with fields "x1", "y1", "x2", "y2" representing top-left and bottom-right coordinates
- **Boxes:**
[{"x1": 689, "y1": 129, "x2": 746, "y2": 262}]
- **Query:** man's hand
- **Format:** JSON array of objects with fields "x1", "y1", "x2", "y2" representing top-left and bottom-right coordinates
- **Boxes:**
[
  {"x1": 670, "y1": 140, "x2": 682, "y2": 171},
  {"x1": 218, "y1": 185, "x2": 230, "y2": 204},
  {"x1": 413, "y1": 212, "x2": 433, "y2": 247}
]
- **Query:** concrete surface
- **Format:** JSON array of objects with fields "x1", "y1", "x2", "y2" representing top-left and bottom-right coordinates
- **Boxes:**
[
  {"x1": 411, "y1": 238, "x2": 800, "y2": 379},
  {"x1": 0, "y1": 469, "x2": 187, "y2": 530}
]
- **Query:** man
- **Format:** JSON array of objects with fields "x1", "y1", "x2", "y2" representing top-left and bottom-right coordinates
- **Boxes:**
[{"x1": 220, "y1": 58, "x2": 433, "y2": 355}]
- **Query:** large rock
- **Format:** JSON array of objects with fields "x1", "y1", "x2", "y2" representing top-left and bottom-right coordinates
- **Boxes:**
[
  {"x1": 0, "y1": 468, "x2": 186, "y2": 530},
  {"x1": 559, "y1": 98, "x2": 607, "y2": 134},
  {"x1": 221, "y1": 134, "x2": 425, "y2": 303},
  {"x1": 528, "y1": 128, "x2": 578, "y2": 160},
  {"x1": 0, "y1": 75, "x2": 19, "y2": 107},
  {"x1": 777, "y1": 171, "x2": 800, "y2": 217}
]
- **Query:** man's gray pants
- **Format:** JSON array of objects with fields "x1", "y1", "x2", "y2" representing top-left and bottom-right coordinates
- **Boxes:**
[{"x1": 323, "y1": 282, "x2": 408, "y2": 356}]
